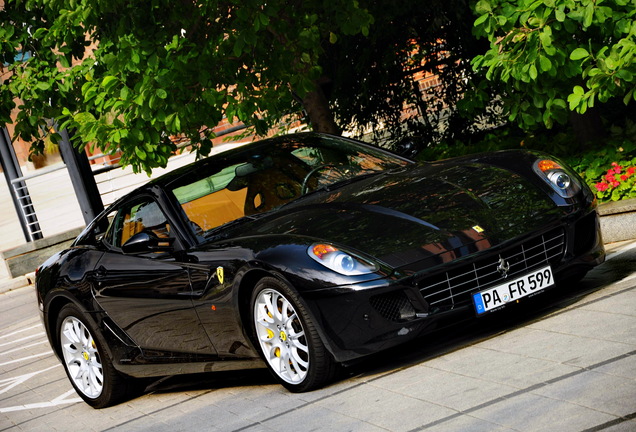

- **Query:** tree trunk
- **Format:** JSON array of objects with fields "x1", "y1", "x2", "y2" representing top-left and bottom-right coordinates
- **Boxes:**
[{"x1": 302, "y1": 82, "x2": 341, "y2": 135}]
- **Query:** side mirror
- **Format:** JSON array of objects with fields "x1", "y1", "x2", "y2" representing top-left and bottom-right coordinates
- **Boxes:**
[{"x1": 121, "y1": 232, "x2": 175, "y2": 254}]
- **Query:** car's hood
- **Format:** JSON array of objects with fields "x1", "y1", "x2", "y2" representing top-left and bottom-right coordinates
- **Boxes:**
[{"x1": 231, "y1": 162, "x2": 564, "y2": 271}]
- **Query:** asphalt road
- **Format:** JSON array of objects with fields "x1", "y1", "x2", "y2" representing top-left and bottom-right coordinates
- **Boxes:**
[{"x1": 1, "y1": 241, "x2": 635, "y2": 432}]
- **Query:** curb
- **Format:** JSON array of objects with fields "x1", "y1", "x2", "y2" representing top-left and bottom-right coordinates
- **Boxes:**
[
  {"x1": 598, "y1": 198, "x2": 636, "y2": 243},
  {"x1": 0, "y1": 272, "x2": 35, "y2": 295}
]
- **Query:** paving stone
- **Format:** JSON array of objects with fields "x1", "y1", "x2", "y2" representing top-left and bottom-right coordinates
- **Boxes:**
[
  {"x1": 210, "y1": 385, "x2": 310, "y2": 421},
  {"x1": 261, "y1": 404, "x2": 387, "y2": 432},
  {"x1": 423, "y1": 346, "x2": 579, "y2": 388},
  {"x1": 600, "y1": 418, "x2": 636, "y2": 432},
  {"x1": 529, "y1": 308, "x2": 636, "y2": 346},
  {"x1": 316, "y1": 382, "x2": 457, "y2": 432},
  {"x1": 531, "y1": 370, "x2": 636, "y2": 418},
  {"x1": 372, "y1": 367, "x2": 518, "y2": 412},
  {"x1": 418, "y1": 414, "x2": 512, "y2": 432},
  {"x1": 579, "y1": 288, "x2": 636, "y2": 317},
  {"x1": 478, "y1": 327, "x2": 634, "y2": 368},
  {"x1": 593, "y1": 354, "x2": 636, "y2": 380},
  {"x1": 470, "y1": 392, "x2": 616, "y2": 432}
]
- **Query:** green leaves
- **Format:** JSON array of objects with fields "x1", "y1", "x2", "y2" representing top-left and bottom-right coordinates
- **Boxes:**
[
  {"x1": 101, "y1": 76, "x2": 119, "y2": 91},
  {"x1": 570, "y1": 48, "x2": 590, "y2": 61},
  {"x1": 538, "y1": 55, "x2": 552, "y2": 72},
  {"x1": 567, "y1": 86, "x2": 586, "y2": 111},
  {"x1": 2, "y1": 0, "x2": 374, "y2": 173},
  {"x1": 472, "y1": 0, "x2": 636, "y2": 130},
  {"x1": 539, "y1": 26, "x2": 552, "y2": 48}
]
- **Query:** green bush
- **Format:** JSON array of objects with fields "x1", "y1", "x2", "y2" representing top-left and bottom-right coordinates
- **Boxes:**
[{"x1": 565, "y1": 139, "x2": 636, "y2": 203}]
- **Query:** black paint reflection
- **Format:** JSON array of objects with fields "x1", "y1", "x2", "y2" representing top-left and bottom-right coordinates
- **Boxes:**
[{"x1": 93, "y1": 252, "x2": 216, "y2": 355}]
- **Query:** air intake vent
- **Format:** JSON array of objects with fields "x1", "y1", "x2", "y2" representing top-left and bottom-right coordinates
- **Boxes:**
[{"x1": 370, "y1": 291, "x2": 416, "y2": 322}]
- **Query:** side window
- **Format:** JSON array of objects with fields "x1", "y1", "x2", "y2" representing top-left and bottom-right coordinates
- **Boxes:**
[
  {"x1": 106, "y1": 198, "x2": 172, "y2": 249},
  {"x1": 74, "y1": 209, "x2": 116, "y2": 247},
  {"x1": 172, "y1": 164, "x2": 247, "y2": 234}
]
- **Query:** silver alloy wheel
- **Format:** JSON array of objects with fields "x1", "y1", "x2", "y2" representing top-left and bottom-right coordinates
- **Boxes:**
[
  {"x1": 253, "y1": 288, "x2": 310, "y2": 384},
  {"x1": 60, "y1": 316, "x2": 104, "y2": 398}
]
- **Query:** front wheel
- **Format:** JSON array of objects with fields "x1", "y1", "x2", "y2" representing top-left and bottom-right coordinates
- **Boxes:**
[
  {"x1": 56, "y1": 303, "x2": 137, "y2": 408},
  {"x1": 251, "y1": 277, "x2": 337, "y2": 392}
]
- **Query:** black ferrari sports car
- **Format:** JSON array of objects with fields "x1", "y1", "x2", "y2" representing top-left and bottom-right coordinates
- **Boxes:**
[{"x1": 36, "y1": 132, "x2": 605, "y2": 407}]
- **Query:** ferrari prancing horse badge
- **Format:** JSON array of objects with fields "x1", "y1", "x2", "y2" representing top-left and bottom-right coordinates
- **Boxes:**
[{"x1": 216, "y1": 266, "x2": 224, "y2": 284}]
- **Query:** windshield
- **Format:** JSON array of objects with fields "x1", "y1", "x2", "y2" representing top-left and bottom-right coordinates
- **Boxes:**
[{"x1": 169, "y1": 134, "x2": 409, "y2": 239}]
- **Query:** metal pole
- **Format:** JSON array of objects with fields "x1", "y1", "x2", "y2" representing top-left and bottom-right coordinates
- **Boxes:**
[
  {"x1": 57, "y1": 129, "x2": 104, "y2": 224},
  {"x1": 0, "y1": 127, "x2": 43, "y2": 242}
]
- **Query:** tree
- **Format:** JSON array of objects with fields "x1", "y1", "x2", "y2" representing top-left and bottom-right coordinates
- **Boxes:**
[
  {"x1": 0, "y1": 0, "x2": 372, "y2": 173},
  {"x1": 471, "y1": 0, "x2": 636, "y2": 139},
  {"x1": 324, "y1": 0, "x2": 489, "y2": 151}
]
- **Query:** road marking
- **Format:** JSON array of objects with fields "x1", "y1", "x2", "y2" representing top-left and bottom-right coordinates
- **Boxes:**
[
  {"x1": 0, "y1": 351, "x2": 53, "y2": 367},
  {"x1": 0, "y1": 323, "x2": 42, "y2": 339},
  {"x1": 0, "y1": 359, "x2": 81, "y2": 413},
  {"x1": 0, "y1": 364, "x2": 59, "y2": 395},
  {"x1": 0, "y1": 340, "x2": 49, "y2": 356},
  {"x1": 0, "y1": 389, "x2": 82, "y2": 413},
  {"x1": 0, "y1": 332, "x2": 46, "y2": 347}
]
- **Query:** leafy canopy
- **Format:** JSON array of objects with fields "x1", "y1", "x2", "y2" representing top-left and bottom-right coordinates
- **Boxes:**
[
  {"x1": 0, "y1": 0, "x2": 372, "y2": 173},
  {"x1": 472, "y1": 0, "x2": 636, "y2": 130},
  {"x1": 328, "y1": 0, "x2": 488, "y2": 149}
]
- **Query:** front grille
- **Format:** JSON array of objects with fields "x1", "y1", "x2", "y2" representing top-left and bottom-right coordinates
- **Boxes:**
[{"x1": 418, "y1": 228, "x2": 565, "y2": 310}]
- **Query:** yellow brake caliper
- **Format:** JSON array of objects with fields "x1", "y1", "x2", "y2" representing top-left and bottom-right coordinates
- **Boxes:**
[{"x1": 265, "y1": 308, "x2": 280, "y2": 357}]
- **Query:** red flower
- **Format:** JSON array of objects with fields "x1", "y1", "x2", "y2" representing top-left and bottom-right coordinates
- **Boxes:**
[
  {"x1": 595, "y1": 182, "x2": 609, "y2": 192},
  {"x1": 621, "y1": 175, "x2": 629, "y2": 182},
  {"x1": 612, "y1": 181, "x2": 620, "y2": 188},
  {"x1": 628, "y1": 167, "x2": 636, "y2": 175}
]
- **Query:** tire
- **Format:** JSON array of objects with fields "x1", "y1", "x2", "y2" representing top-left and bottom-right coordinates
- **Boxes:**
[
  {"x1": 56, "y1": 303, "x2": 136, "y2": 408},
  {"x1": 250, "y1": 277, "x2": 338, "y2": 392}
]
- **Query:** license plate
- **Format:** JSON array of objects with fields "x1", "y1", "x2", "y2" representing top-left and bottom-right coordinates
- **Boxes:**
[{"x1": 473, "y1": 265, "x2": 554, "y2": 315}]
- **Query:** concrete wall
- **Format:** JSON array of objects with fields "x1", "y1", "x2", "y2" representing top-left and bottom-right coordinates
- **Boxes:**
[
  {"x1": 1, "y1": 228, "x2": 83, "y2": 278},
  {"x1": 598, "y1": 198, "x2": 636, "y2": 244}
]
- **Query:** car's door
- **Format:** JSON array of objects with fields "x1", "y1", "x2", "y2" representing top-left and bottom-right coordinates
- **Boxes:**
[{"x1": 92, "y1": 195, "x2": 216, "y2": 356}]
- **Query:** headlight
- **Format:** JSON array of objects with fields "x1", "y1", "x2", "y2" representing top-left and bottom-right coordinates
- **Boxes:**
[
  {"x1": 533, "y1": 159, "x2": 581, "y2": 198},
  {"x1": 308, "y1": 243, "x2": 378, "y2": 276}
]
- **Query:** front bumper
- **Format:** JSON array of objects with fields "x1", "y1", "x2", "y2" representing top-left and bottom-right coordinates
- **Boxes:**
[{"x1": 304, "y1": 209, "x2": 605, "y2": 363}]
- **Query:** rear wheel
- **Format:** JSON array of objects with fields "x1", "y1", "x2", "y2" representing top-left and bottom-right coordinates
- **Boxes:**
[
  {"x1": 56, "y1": 304, "x2": 136, "y2": 408},
  {"x1": 251, "y1": 277, "x2": 337, "y2": 392}
]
